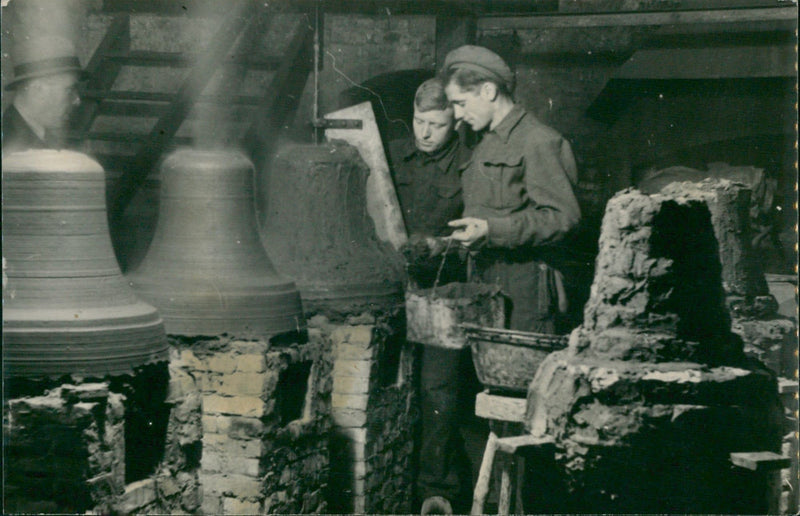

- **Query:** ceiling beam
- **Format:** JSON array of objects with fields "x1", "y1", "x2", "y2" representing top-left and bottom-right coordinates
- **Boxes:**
[{"x1": 478, "y1": 6, "x2": 797, "y2": 31}]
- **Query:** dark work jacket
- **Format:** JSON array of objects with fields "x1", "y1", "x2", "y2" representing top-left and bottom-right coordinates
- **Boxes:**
[
  {"x1": 2, "y1": 105, "x2": 47, "y2": 154},
  {"x1": 388, "y1": 134, "x2": 469, "y2": 237},
  {"x1": 461, "y1": 105, "x2": 581, "y2": 332}
]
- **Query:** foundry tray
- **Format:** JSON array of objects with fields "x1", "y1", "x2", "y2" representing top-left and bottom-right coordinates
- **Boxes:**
[{"x1": 463, "y1": 323, "x2": 568, "y2": 394}]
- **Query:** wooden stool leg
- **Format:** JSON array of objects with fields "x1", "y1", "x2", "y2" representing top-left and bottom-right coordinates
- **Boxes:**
[
  {"x1": 514, "y1": 456, "x2": 525, "y2": 515},
  {"x1": 472, "y1": 431, "x2": 499, "y2": 515},
  {"x1": 498, "y1": 458, "x2": 512, "y2": 515}
]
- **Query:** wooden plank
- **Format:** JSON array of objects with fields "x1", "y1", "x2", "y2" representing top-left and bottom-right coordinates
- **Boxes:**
[
  {"x1": 102, "y1": 0, "x2": 231, "y2": 16},
  {"x1": 778, "y1": 377, "x2": 799, "y2": 394},
  {"x1": 730, "y1": 451, "x2": 791, "y2": 472},
  {"x1": 104, "y1": 50, "x2": 281, "y2": 70},
  {"x1": 558, "y1": 0, "x2": 793, "y2": 14},
  {"x1": 475, "y1": 391, "x2": 527, "y2": 422},
  {"x1": 242, "y1": 21, "x2": 314, "y2": 174},
  {"x1": 82, "y1": 90, "x2": 261, "y2": 105},
  {"x1": 499, "y1": 458, "x2": 512, "y2": 515},
  {"x1": 108, "y1": 0, "x2": 256, "y2": 219},
  {"x1": 70, "y1": 15, "x2": 130, "y2": 138},
  {"x1": 478, "y1": 6, "x2": 797, "y2": 30},
  {"x1": 495, "y1": 434, "x2": 555, "y2": 454},
  {"x1": 472, "y1": 431, "x2": 499, "y2": 515},
  {"x1": 324, "y1": 102, "x2": 409, "y2": 250},
  {"x1": 87, "y1": 132, "x2": 194, "y2": 146},
  {"x1": 99, "y1": 100, "x2": 256, "y2": 118},
  {"x1": 87, "y1": 132, "x2": 147, "y2": 143}
]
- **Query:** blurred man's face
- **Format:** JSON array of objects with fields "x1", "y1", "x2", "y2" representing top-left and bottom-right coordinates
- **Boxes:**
[
  {"x1": 34, "y1": 72, "x2": 80, "y2": 128},
  {"x1": 413, "y1": 106, "x2": 455, "y2": 154},
  {"x1": 445, "y1": 82, "x2": 494, "y2": 132}
]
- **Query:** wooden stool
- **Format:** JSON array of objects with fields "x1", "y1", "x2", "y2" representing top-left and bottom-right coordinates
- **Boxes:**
[
  {"x1": 730, "y1": 451, "x2": 792, "y2": 514},
  {"x1": 471, "y1": 391, "x2": 555, "y2": 515}
]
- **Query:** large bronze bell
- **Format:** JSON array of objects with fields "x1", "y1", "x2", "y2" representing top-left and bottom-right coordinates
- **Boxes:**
[
  {"x1": 260, "y1": 142, "x2": 404, "y2": 315},
  {"x1": 127, "y1": 148, "x2": 305, "y2": 337},
  {"x1": 2, "y1": 150, "x2": 168, "y2": 378}
]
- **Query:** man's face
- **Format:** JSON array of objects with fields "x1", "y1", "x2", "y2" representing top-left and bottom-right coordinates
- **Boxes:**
[
  {"x1": 445, "y1": 82, "x2": 493, "y2": 132},
  {"x1": 413, "y1": 107, "x2": 455, "y2": 154},
  {"x1": 35, "y1": 72, "x2": 80, "y2": 128}
]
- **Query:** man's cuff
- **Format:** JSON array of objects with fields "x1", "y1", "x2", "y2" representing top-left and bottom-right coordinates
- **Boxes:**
[{"x1": 486, "y1": 216, "x2": 518, "y2": 248}]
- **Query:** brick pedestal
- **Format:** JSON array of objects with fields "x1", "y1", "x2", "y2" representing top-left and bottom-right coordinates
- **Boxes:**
[{"x1": 4, "y1": 383, "x2": 125, "y2": 514}]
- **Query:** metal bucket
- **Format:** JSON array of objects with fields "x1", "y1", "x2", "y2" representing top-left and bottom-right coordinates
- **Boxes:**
[
  {"x1": 405, "y1": 282, "x2": 505, "y2": 349},
  {"x1": 464, "y1": 323, "x2": 568, "y2": 393}
]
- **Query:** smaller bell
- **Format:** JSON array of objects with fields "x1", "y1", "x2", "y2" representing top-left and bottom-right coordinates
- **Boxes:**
[
  {"x1": 260, "y1": 142, "x2": 405, "y2": 315},
  {"x1": 127, "y1": 148, "x2": 305, "y2": 338}
]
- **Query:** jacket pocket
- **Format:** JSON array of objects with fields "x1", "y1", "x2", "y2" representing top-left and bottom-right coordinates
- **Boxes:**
[{"x1": 480, "y1": 155, "x2": 524, "y2": 209}]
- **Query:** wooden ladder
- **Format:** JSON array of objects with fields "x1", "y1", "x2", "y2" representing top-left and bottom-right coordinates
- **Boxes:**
[{"x1": 69, "y1": 1, "x2": 313, "y2": 222}]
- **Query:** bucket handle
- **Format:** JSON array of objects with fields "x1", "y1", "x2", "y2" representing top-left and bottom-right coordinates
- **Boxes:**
[{"x1": 431, "y1": 237, "x2": 454, "y2": 295}]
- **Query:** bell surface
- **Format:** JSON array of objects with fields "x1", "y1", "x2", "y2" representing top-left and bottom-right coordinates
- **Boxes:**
[
  {"x1": 127, "y1": 148, "x2": 305, "y2": 338},
  {"x1": 2, "y1": 150, "x2": 168, "y2": 378},
  {"x1": 260, "y1": 142, "x2": 404, "y2": 316}
]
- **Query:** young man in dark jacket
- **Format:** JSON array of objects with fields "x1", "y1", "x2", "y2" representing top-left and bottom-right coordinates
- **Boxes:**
[{"x1": 388, "y1": 78, "x2": 476, "y2": 515}]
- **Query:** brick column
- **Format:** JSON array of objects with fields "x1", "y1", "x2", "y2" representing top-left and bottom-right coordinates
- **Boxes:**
[
  {"x1": 326, "y1": 311, "x2": 418, "y2": 514},
  {"x1": 4, "y1": 383, "x2": 125, "y2": 514},
  {"x1": 172, "y1": 336, "x2": 330, "y2": 514}
]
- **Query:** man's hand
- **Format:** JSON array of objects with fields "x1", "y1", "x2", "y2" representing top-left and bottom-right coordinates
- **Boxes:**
[{"x1": 448, "y1": 217, "x2": 488, "y2": 248}]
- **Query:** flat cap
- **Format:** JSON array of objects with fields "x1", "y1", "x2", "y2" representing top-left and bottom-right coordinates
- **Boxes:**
[{"x1": 443, "y1": 45, "x2": 514, "y2": 91}]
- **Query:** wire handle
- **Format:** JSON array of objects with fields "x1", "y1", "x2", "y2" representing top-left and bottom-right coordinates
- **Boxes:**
[{"x1": 431, "y1": 238, "x2": 454, "y2": 295}]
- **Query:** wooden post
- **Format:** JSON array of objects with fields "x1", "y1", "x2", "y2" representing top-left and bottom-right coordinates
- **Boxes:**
[
  {"x1": 472, "y1": 431, "x2": 499, "y2": 515},
  {"x1": 498, "y1": 459, "x2": 512, "y2": 515},
  {"x1": 515, "y1": 457, "x2": 525, "y2": 515}
]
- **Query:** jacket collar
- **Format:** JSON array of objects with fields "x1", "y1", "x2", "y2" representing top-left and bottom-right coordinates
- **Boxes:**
[
  {"x1": 401, "y1": 132, "x2": 459, "y2": 171},
  {"x1": 489, "y1": 103, "x2": 526, "y2": 144}
]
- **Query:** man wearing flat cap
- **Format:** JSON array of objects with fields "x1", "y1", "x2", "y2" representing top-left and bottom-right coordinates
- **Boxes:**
[
  {"x1": 443, "y1": 45, "x2": 581, "y2": 334},
  {"x1": 3, "y1": 35, "x2": 86, "y2": 153}
]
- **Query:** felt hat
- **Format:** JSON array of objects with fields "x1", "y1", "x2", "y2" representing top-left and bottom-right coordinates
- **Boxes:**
[
  {"x1": 443, "y1": 45, "x2": 514, "y2": 92},
  {"x1": 6, "y1": 35, "x2": 88, "y2": 90}
]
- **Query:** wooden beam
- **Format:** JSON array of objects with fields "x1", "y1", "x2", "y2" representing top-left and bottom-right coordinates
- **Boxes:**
[
  {"x1": 102, "y1": 0, "x2": 233, "y2": 16},
  {"x1": 558, "y1": 0, "x2": 794, "y2": 14},
  {"x1": 475, "y1": 391, "x2": 528, "y2": 422},
  {"x1": 87, "y1": 132, "x2": 194, "y2": 146},
  {"x1": 108, "y1": 0, "x2": 256, "y2": 220},
  {"x1": 98, "y1": 100, "x2": 257, "y2": 118},
  {"x1": 82, "y1": 90, "x2": 261, "y2": 105},
  {"x1": 69, "y1": 15, "x2": 130, "y2": 138},
  {"x1": 103, "y1": 50, "x2": 281, "y2": 70},
  {"x1": 478, "y1": 6, "x2": 798, "y2": 30},
  {"x1": 495, "y1": 434, "x2": 555, "y2": 454},
  {"x1": 730, "y1": 451, "x2": 791, "y2": 472}
]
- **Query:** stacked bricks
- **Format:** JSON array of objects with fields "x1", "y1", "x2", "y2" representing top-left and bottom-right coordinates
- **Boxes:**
[
  {"x1": 323, "y1": 311, "x2": 418, "y2": 514},
  {"x1": 170, "y1": 335, "x2": 331, "y2": 514},
  {"x1": 525, "y1": 188, "x2": 783, "y2": 514},
  {"x1": 3, "y1": 383, "x2": 125, "y2": 514},
  {"x1": 114, "y1": 351, "x2": 203, "y2": 514}
]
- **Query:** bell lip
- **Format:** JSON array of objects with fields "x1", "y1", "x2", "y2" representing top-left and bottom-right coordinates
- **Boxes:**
[
  {"x1": 2, "y1": 302, "x2": 164, "y2": 324},
  {"x1": 2, "y1": 352, "x2": 170, "y2": 379}
]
